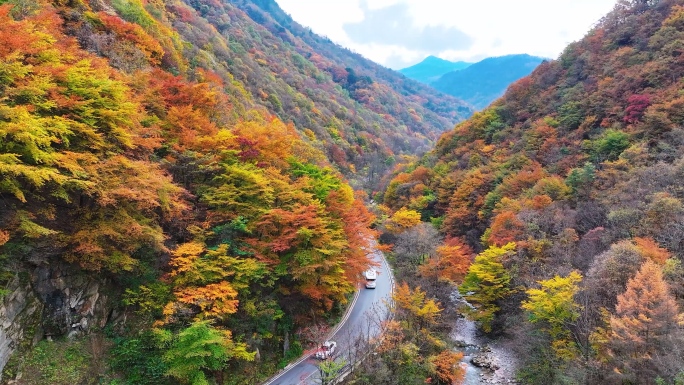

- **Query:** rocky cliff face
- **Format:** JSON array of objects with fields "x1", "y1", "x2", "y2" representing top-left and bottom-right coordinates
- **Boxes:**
[
  {"x1": 0, "y1": 275, "x2": 41, "y2": 375},
  {"x1": 32, "y1": 262, "x2": 113, "y2": 339},
  {"x1": 0, "y1": 261, "x2": 117, "y2": 379}
]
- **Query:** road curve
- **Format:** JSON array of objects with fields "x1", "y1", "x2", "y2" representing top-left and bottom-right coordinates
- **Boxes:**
[{"x1": 264, "y1": 245, "x2": 393, "y2": 385}]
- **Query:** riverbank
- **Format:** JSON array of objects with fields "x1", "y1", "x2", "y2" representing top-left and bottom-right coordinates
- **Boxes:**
[{"x1": 450, "y1": 313, "x2": 519, "y2": 384}]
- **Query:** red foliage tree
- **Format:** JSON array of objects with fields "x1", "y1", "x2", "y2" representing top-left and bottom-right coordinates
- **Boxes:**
[{"x1": 623, "y1": 94, "x2": 651, "y2": 124}]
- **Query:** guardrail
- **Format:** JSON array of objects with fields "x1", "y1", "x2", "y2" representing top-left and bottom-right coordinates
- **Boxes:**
[
  {"x1": 326, "y1": 245, "x2": 396, "y2": 385},
  {"x1": 261, "y1": 242, "x2": 395, "y2": 385},
  {"x1": 262, "y1": 288, "x2": 361, "y2": 385}
]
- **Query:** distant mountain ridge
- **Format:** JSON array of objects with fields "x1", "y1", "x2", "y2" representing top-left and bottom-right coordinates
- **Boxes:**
[
  {"x1": 399, "y1": 55, "x2": 471, "y2": 84},
  {"x1": 431, "y1": 53, "x2": 546, "y2": 110}
]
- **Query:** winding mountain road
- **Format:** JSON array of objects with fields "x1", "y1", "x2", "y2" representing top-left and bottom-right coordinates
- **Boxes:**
[{"x1": 263, "y1": 245, "x2": 393, "y2": 385}]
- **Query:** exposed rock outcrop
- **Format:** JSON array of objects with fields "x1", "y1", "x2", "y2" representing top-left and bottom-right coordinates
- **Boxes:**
[
  {"x1": 0, "y1": 261, "x2": 116, "y2": 378},
  {"x1": 32, "y1": 262, "x2": 113, "y2": 339},
  {"x1": 471, "y1": 349, "x2": 500, "y2": 371},
  {"x1": 0, "y1": 275, "x2": 42, "y2": 375}
]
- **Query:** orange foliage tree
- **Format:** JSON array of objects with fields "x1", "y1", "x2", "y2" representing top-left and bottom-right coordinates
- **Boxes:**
[
  {"x1": 607, "y1": 260, "x2": 684, "y2": 383},
  {"x1": 429, "y1": 350, "x2": 465, "y2": 385},
  {"x1": 420, "y1": 237, "x2": 473, "y2": 284},
  {"x1": 0, "y1": 5, "x2": 187, "y2": 272},
  {"x1": 633, "y1": 237, "x2": 670, "y2": 265},
  {"x1": 483, "y1": 211, "x2": 526, "y2": 247}
]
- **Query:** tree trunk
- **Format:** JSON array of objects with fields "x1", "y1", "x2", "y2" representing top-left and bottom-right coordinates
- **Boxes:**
[{"x1": 283, "y1": 330, "x2": 290, "y2": 356}]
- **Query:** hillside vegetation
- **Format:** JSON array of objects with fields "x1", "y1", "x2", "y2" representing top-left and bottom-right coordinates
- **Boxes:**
[
  {"x1": 0, "y1": 0, "x2": 473, "y2": 383},
  {"x1": 172, "y1": 0, "x2": 473, "y2": 191},
  {"x1": 383, "y1": 1, "x2": 684, "y2": 383}
]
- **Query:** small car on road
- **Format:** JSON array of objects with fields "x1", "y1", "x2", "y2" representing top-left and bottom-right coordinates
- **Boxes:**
[
  {"x1": 315, "y1": 340, "x2": 337, "y2": 359},
  {"x1": 364, "y1": 268, "x2": 377, "y2": 289}
]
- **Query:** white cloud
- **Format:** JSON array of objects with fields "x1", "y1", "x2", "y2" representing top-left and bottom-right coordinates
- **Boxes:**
[
  {"x1": 343, "y1": 2, "x2": 473, "y2": 51},
  {"x1": 276, "y1": 0, "x2": 617, "y2": 69}
]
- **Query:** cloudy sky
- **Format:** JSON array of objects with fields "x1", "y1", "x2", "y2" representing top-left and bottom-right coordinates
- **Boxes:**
[{"x1": 276, "y1": 0, "x2": 618, "y2": 69}]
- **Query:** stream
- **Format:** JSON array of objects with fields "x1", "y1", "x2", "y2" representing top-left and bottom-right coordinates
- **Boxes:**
[{"x1": 449, "y1": 294, "x2": 519, "y2": 385}]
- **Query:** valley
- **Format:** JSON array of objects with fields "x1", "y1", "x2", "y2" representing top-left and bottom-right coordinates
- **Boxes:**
[{"x1": 1, "y1": 1, "x2": 684, "y2": 385}]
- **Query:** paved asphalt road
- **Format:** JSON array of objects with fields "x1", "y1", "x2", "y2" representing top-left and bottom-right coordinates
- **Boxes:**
[{"x1": 264, "y1": 246, "x2": 393, "y2": 385}]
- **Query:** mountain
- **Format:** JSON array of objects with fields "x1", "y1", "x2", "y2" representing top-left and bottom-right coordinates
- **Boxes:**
[
  {"x1": 69, "y1": 0, "x2": 471, "y2": 192},
  {"x1": 399, "y1": 55, "x2": 472, "y2": 84},
  {"x1": 0, "y1": 0, "x2": 473, "y2": 384},
  {"x1": 204, "y1": 0, "x2": 474, "y2": 190},
  {"x1": 382, "y1": 1, "x2": 684, "y2": 383},
  {"x1": 431, "y1": 53, "x2": 546, "y2": 110}
]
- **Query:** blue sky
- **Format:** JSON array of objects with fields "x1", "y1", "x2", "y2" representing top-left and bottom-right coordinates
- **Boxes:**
[{"x1": 276, "y1": 0, "x2": 617, "y2": 69}]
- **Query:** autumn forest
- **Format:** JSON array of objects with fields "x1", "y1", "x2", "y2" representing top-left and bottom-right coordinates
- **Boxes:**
[
  {"x1": 384, "y1": 1, "x2": 684, "y2": 384},
  {"x1": 1, "y1": 0, "x2": 684, "y2": 385}
]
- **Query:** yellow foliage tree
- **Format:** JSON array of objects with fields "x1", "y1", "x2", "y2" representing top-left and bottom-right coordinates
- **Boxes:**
[
  {"x1": 385, "y1": 208, "x2": 422, "y2": 234},
  {"x1": 459, "y1": 243, "x2": 515, "y2": 332},
  {"x1": 393, "y1": 282, "x2": 442, "y2": 333},
  {"x1": 522, "y1": 271, "x2": 582, "y2": 360}
]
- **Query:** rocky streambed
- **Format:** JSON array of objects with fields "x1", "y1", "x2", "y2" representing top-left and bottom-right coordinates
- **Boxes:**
[{"x1": 450, "y1": 294, "x2": 518, "y2": 385}]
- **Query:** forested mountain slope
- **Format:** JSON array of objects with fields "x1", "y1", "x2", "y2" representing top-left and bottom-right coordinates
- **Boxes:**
[
  {"x1": 431, "y1": 54, "x2": 545, "y2": 110},
  {"x1": 383, "y1": 1, "x2": 684, "y2": 383},
  {"x1": 0, "y1": 0, "x2": 467, "y2": 383},
  {"x1": 12, "y1": 0, "x2": 472, "y2": 192},
  {"x1": 174, "y1": 0, "x2": 473, "y2": 190}
]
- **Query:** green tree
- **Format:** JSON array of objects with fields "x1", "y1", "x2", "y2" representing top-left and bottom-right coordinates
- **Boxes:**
[
  {"x1": 318, "y1": 358, "x2": 347, "y2": 385},
  {"x1": 591, "y1": 129, "x2": 630, "y2": 162},
  {"x1": 558, "y1": 101, "x2": 584, "y2": 130},
  {"x1": 110, "y1": 330, "x2": 171, "y2": 385},
  {"x1": 288, "y1": 158, "x2": 342, "y2": 200},
  {"x1": 459, "y1": 242, "x2": 515, "y2": 332},
  {"x1": 163, "y1": 321, "x2": 255, "y2": 385},
  {"x1": 565, "y1": 162, "x2": 595, "y2": 199},
  {"x1": 0, "y1": 0, "x2": 38, "y2": 18}
]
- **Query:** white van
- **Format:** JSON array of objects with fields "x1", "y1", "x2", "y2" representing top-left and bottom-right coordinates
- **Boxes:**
[
  {"x1": 315, "y1": 340, "x2": 337, "y2": 359},
  {"x1": 364, "y1": 269, "x2": 377, "y2": 289}
]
